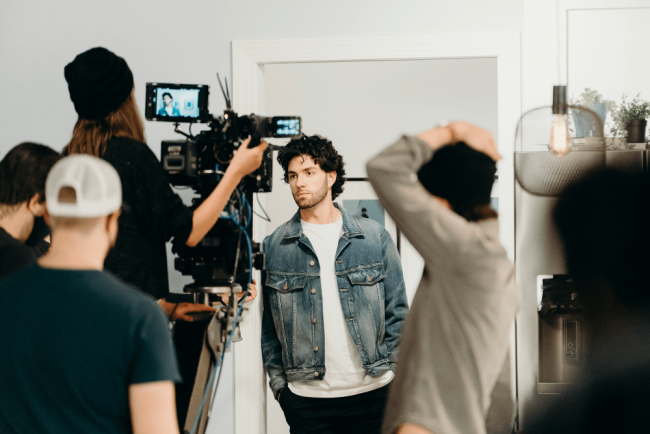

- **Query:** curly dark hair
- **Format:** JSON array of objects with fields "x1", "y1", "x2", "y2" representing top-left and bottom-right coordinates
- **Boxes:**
[{"x1": 277, "y1": 135, "x2": 346, "y2": 200}]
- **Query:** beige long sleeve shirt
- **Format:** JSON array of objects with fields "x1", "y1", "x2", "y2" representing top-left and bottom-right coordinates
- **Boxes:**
[{"x1": 367, "y1": 135, "x2": 520, "y2": 434}]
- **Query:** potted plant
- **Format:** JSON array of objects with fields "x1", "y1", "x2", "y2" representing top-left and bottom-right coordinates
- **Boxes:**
[
  {"x1": 573, "y1": 88, "x2": 616, "y2": 122},
  {"x1": 616, "y1": 93, "x2": 650, "y2": 144},
  {"x1": 571, "y1": 88, "x2": 616, "y2": 137}
]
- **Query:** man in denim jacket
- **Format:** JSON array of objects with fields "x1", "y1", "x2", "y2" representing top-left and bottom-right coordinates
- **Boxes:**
[{"x1": 261, "y1": 135, "x2": 408, "y2": 434}]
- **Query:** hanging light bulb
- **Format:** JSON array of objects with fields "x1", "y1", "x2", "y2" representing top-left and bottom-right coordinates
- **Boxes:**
[
  {"x1": 550, "y1": 114, "x2": 570, "y2": 156},
  {"x1": 549, "y1": 85, "x2": 571, "y2": 156}
]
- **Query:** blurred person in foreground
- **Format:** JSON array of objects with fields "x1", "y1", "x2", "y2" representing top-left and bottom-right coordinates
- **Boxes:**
[
  {"x1": 367, "y1": 122, "x2": 521, "y2": 434},
  {"x1": 525, "y1": 169, "x2": 650, "y2": 433},
  {"x1": 0, "y1": 154, "x2": 180, "y2": 434},
  {"x1": 0, "y1": 142, "x2": 59, "y2": 281}
]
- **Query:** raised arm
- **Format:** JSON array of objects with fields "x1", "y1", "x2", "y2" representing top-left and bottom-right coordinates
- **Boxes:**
[
  {"x1": 366, "y1": 122, "x2": 499, "y2": 262},
  {"x1": 186, "y1": 138, "x2": 268, "y2": 246}
]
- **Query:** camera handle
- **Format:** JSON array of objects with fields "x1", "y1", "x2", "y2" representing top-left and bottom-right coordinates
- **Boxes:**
[
  {"x1": 174, "y1": 123, "x2": 194, "y2": 140},
  {"x1": 247, "y1": 132, "x2": 262, "y2": 148}
]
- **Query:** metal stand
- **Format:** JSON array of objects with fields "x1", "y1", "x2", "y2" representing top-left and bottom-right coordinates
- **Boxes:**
[
  {"x1": 183, "y1": 282, "x2": 242, "y2": 321},
  {"x1": 182, "y1": 285, "x2": 246, "y2": 434}
]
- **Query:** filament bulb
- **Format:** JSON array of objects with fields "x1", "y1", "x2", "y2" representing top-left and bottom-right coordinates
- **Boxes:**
[{"x1": 549, "y1": 114, "x2": 571, "y2": 156}]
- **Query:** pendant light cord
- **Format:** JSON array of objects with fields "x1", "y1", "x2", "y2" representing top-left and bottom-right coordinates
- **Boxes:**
[{"x1": 557, "y1": 0, "x2": 561, "y2": 85}]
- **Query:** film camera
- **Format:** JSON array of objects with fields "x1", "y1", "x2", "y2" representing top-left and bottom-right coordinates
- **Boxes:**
[{"x1": 145, "y1": 80, "x2": 301, "y2": 299}]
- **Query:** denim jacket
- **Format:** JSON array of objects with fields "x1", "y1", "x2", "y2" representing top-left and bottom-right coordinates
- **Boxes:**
[{"x1": 261, "y1": 203, "x2": 409, "y2": 398}]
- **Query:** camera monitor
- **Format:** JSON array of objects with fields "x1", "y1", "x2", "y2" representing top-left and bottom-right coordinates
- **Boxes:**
[
  {"x1": 272, "y1": 117, "x2": 301, "y2": 137},
  {"x1": 145, "y1": 83, "x2": 210, "y2": 123}
]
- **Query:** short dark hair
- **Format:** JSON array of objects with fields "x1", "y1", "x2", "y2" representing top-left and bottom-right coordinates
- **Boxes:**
[
  {"x1": 162, "y1": 92, "x2": 172, "y2": 99},
  {"x1": 277, "y1": 135, "x2": 346, "y2": 200},
  {"x1": 0, "y1": 142, "x2": 60, "y2": 206}
]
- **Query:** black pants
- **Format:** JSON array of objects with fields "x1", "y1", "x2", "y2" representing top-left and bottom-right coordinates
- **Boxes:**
[{"x1": 278, "y1": 384, "x2": 390, "y2": 434}]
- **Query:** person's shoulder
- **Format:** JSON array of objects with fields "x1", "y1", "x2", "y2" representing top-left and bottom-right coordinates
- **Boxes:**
[
  {"x1": 264, "y1": 220, "x2": 292, "y2": 247},
  {"x1": 353, "y1": 214, "x2": 387, "y2": 238},
  {"x1": 475, "y1": 217, "x2": 506, "y2": 253},
  {"x1": 0, "y1": 262, "x2": 38, "y2": 290},
  {"x1": 0, "y1": 228, "x2": 27, "y2": 249},
  {"x1": 91, "y1": 271, "x2": 165, "y2": 319},
  {"x1": 0, "y1": 236, "x2": 38, "y2": 283},
  {"x1": 105, "y1": 137, "x2": 159, "y2": 161},
  {"x1": 100, "y1": 271, "x2": 157, "y2": 304}
]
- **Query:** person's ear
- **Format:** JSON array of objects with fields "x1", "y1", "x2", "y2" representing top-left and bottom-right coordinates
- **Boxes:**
[
  {"x1": 106, "y1": 209, "x2": 121, "y2": 248},
  {"x1": 105, "y1": 209, "x2": 121, "y2": 231},
  {"x1": 42, "y1": 207, "x2": 51, "y2": 227},
  {"x1": 26, "y1": 194, "x2": 46, "y2": 217},
  {"x1": 106, "y1": 209, "x2": 121, "y2": 233},
  {"x1": 327, "y1": 171, "x2": 336, "y2": 189}
]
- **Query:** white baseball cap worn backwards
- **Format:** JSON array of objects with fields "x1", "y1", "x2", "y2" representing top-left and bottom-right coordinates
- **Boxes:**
[{"x1": 45, "y1": 154, "x2": 122, "y2": 218}]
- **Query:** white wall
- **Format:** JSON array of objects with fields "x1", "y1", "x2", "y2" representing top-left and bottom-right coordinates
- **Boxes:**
[
  {"x1": 567, "y1": 7, "x2": 650, "y2": 137},
  {"x1": 0, "y1": 0, "x2": 522, "y2": 159},
  {"x1": 0, "y1": 1, "x2": 522, "y2": 433},
  {"x1": 264, "y1": 56, "x2": 498, "y2": 295}
]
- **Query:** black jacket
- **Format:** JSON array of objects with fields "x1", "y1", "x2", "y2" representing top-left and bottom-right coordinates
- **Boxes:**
[{"x1": 101, "y1": 137, "x2": 192, "y2": 299}]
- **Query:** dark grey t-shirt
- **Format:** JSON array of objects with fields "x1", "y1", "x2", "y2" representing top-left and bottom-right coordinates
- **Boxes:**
[{"x1": 0, "y1": 264, "x2": 181, "y2": 434}]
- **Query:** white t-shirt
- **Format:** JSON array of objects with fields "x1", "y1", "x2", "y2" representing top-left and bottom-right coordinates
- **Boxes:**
[
  {"x1": 288, "y1": 216, "x2": 393, "y2": 398},
  {"x1": 165, "y1": 105, "x2": 173, "y2": 116}
]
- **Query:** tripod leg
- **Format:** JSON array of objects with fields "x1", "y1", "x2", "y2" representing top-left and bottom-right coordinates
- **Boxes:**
[{"x1": 184, "y1": 312, "x2": 225, "y2": 434}]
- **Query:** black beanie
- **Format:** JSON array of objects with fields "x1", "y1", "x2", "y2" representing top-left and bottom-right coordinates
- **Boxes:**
[
  {"x1": 64, "y1": 47, "x2": 134, "y2": 120},
  {"x1": 417, "y1": 142, "x2": 496, "y2": 208}
]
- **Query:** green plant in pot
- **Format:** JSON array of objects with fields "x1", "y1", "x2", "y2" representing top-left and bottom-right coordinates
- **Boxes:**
[
  {"x1": 617, "y1": 93, "x2": 650, "y2": 144},
  {"x1": 572, "y1": 88, "x2": 616, "y2": 137}
]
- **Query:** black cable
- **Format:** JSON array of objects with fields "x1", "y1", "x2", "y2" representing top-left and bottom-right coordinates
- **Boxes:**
[
  {"x1": 230, "y1": 189, "x2": 243, "y2": 307},
  {"x1": 168, "y1": 302, "x2": 180, "y2": 321},
  {"x1": 254, "y1": 193, "x2": 271, "y2": 222},
  {"x1": 168, "y1": 302, "x2": 180, "y2": 334}
]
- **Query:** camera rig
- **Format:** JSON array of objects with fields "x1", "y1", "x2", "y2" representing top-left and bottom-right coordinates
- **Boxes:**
[
  {"x1": 149, "y1": 76, "x2": 301, "y2": 298},
  {"x1": 147, "y1": 76, "x2": 301, "y2": 434}
]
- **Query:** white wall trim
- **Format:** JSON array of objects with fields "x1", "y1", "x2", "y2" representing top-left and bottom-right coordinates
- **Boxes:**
[
  {"x1": 231, "y1": 33, "x2": 521, "y2": 434},
  {"x1": 559, "y1": 0, "x2": 650, "y2": 85}
]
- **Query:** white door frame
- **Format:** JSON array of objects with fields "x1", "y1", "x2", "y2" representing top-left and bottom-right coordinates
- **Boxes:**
[{"x1": 231, "y1": 33, "x2": 521, "y2": 434}]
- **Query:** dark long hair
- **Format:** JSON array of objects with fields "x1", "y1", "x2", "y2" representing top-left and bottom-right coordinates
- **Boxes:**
[{"x1": 64, "y1": 90, "x2": 145, "y2": 157}]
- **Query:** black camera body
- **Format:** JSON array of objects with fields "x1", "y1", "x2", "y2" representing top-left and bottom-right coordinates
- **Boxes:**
[{"x1": 147, "y1": 82, "x2": 301, "y2": 292}]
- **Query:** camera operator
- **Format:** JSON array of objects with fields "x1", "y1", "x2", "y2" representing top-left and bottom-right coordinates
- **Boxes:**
[
  {"x1": 0, "y1": 142, "x2": 59, "y2": 281},
  {"x1": 62, "y1": 47, "x2": 264, "y2": 319},
  {"x1": 63, "y1": 47, "x2": 264, "y2": 428},
  {"x1": 367, "y1": 122, "x2": 520, "y2": 434}
]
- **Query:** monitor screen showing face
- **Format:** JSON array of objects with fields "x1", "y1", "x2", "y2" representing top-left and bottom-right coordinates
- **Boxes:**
[{"x1": 155, "y1": 88, "x2": 201, "y2": 119}]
